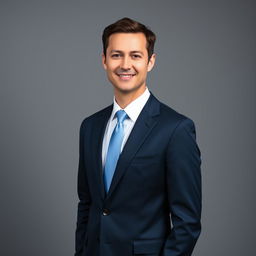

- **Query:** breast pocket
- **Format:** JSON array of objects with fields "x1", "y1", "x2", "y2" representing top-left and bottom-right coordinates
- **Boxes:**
[
  {"x1": 133, "y1": 238, "x2": 165, "y2": 256},
  {"x1": 128, "y1": 154, "x2": 165, "y2": 190},
  {"x1": 131, "y1": 154, "x2": 162, "y2": 166}
]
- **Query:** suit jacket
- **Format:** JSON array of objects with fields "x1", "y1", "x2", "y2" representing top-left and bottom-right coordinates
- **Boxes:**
[{"x1": 75, "y1": 93, "x2": 202, "y2": 256}]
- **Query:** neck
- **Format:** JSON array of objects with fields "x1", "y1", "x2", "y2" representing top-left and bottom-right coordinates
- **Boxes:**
[{"x1": 114, "y1": 86, "x2": 147, "y2": 109}]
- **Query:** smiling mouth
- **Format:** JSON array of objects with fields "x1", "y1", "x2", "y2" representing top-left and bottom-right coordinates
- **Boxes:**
[{"x1": 116, "y1": 73, "x2": 136, "y2": 80}]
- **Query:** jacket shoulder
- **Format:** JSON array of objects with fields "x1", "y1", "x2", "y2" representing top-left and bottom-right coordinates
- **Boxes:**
[
  {"x1": 80, "y1": 104, "x2": 113, "y2": 129},
  {"x1": 157, "y1": 101, "x2": 198, "y2": 144},
  {"x1": 159, "y1": 101, "x2": 189, "y2": 122}
]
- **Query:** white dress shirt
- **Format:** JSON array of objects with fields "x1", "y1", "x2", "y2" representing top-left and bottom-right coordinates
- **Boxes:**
[{"x1": 102, "y1": 87, "x2": 151, "y2": 167}]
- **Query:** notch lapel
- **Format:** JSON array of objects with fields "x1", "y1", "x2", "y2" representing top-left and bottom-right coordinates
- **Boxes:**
[{"x1": 106, "y1": 94, "x2": 161, "y2": 199}]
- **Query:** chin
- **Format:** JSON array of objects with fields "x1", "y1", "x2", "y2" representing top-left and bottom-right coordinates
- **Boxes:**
[{"x1": 114, "y1": 84, "x2": 145, "y2": 95}]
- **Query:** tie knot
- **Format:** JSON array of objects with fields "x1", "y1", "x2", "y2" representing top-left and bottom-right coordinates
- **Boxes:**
[{"x1": 116, "y1": 110, "x2": 128, "y2": 124}]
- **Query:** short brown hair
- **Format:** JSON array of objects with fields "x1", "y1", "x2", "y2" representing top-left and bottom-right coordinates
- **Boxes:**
[{"x1": 102, "y1": 17, "x2": 156, "y2": 60}]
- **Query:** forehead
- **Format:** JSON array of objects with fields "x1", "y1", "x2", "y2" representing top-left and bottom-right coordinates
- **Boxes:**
[{"x1": 107, "y1": 33, "x2": 147, "y2": 52}]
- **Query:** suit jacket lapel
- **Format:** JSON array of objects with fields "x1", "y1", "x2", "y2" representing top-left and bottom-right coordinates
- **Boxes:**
[
  {"x1": 92, "y1": 105, "x2": 113, "y2": 200},
  {"x1": 106, "y1": 94, "x2": 161, "y2": 199}
]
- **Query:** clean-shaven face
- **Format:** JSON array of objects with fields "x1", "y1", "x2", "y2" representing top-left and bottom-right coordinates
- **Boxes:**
[{"x1": 102, "y1": 33, "x2": 155, "y2": 95}]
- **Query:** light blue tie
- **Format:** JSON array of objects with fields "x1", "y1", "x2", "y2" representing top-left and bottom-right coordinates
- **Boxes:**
[{"x1": 103, "y1": 110, "x2": 128, "y2": 193}]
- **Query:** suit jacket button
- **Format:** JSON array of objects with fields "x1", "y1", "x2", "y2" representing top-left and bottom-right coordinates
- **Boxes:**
[{"x1": 103, "y1": 209, "x2": 110, "y2": 216}]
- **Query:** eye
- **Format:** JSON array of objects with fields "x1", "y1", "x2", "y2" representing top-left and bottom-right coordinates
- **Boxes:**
[
  {"x1": 111, "y1": 54, "x2": 121, "y2": 58},
  {"x1": 132, "y1": 54, "x2": 141, "y2": 59}
]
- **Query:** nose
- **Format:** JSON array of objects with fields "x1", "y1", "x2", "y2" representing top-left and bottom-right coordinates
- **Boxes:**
[{"x1": 120, "y1": 56, "x2": 131, "y2": 70}]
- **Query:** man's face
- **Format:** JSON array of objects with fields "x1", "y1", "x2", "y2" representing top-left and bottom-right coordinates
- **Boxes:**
[{"x1": 102, "y1": 33, "x2": 155, "y2": 95}]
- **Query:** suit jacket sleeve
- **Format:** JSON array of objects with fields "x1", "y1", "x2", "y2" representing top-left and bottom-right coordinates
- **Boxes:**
[
  {"x1": 163, "y1": 118, "x2": 202, "y2": 256},
  {"x1": 75, "y1": 120, "x2": 91, "y2": 256}
]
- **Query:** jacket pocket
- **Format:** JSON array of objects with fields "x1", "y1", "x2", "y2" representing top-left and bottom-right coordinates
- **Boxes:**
[
  {"x1": 131, "y1": 154, "x2": 161, "y2": 165},
  {"x1": 133, "y1": 238, "x2": 165, "y2": 255}
]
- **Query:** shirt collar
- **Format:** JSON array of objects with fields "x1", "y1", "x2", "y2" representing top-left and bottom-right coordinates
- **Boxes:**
[{"x1": 111, "y1": 87, "x2": 151, "y2": 122}]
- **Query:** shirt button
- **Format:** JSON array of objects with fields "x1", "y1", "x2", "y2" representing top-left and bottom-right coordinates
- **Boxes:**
[{"x1": 103, "y1": 209, "x2": 110, "y2": 216}]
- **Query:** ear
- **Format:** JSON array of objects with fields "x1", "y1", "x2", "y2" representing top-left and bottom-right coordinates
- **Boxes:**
[
  {"x1": 147, "y1": 53, "x2": 156, "y2": 72},
  {"x1": 102, "y1": 53, "x2": 107, "y2": 70}
]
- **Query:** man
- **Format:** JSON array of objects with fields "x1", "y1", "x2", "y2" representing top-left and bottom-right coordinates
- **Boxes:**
[{"x1": 75, "y1": 17, "x2": 201, "y2": 256}]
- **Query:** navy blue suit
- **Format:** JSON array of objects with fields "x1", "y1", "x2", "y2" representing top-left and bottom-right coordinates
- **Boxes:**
[{"x1": 75, "y1": 93, "x2": 201, "y2": 256}]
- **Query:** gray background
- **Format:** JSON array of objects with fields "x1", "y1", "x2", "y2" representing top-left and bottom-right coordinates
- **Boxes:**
[{"x1": 1, "y1": 1, "x2": 255, "y2": 255}]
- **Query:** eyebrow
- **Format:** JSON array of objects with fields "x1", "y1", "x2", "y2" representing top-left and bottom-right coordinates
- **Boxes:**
[{"x1": 110, "y1": 50, "x2": 144, "y2": 55}]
